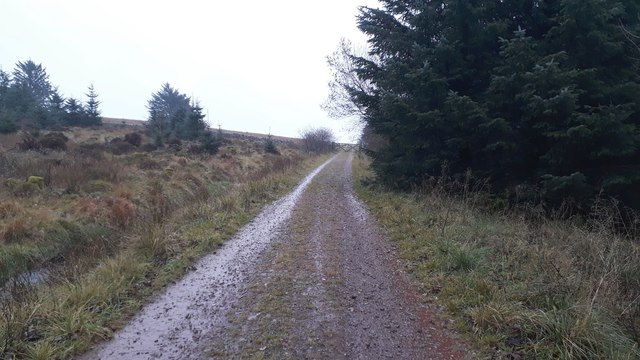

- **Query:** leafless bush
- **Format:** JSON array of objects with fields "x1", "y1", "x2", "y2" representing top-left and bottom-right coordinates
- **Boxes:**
[
  {"x1": 299, "y1": 127, "x2": 336, "y2": 153},
  {"x1": 107, "y1": 138, "x2": 136, "y2": 155},
  {"x1": 359, "y1": 125, "x2": 388, "y2": 153},
  {"x1": 124, "y1": 132, "x2": 142, "y2": 147},
  {"x1": 38, "y1": 132, "x2": 68, "y2": 151}
]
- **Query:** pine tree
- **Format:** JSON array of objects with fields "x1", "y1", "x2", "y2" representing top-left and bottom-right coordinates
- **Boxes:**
[
  {"x1": 264, "y1": 134, "x2": 278, "y2": 154},
  {"x1": 12, "y1": 60, "x2": 52, "y2": 108},
  {"x1": 0, "y1": 69, "x2": 9, "y2": 102},
  {"x1": 64, "y1": 98, "x2": 85, "y2": 127},
  {"x1": 84, "y1": 84, "x2": 102, "y2": 126},
  {"x1": 47, "y1": 87, "x2": 66, "y2": 127},
  {"x1": 179, "y1": 101, "x2": 207, "y2": 140},
  {"x1": 147, "y1": 83, "x2": 190, "y2": 143},
  {"x1": 327, "y1": 0, "x2": 640, "y2": 208}
]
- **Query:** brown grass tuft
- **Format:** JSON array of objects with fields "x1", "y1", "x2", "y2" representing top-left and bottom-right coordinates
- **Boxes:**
[
  {"x1": 108, "y1": 197, "x2": 136, "y2": 229},
  {"x1": 1, "y1": 217, "x2": 30, "y2": 243},
  {"x1": 0, "y1": 201, "x2": 22, "y2": 219}
]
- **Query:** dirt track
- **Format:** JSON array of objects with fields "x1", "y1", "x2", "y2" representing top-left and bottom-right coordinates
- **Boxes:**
[{"x1": 80, "y1": 153, "x2": 469, "y2": 359}]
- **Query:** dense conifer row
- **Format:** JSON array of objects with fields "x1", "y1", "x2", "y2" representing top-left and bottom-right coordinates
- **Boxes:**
[{"x1": 331, "y1": 0, "x2": 640, "y2": 208}]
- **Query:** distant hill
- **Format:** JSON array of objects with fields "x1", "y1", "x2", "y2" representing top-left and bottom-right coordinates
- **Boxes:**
[{"x1": 101, "y1": 117, "x2": 300, "y2": 143}]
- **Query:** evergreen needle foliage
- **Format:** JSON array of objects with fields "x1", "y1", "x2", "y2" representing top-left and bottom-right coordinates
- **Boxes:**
[
  {"x1": 329, "y1": 0, "x2": 640, "y2": 209},
  {"x1": 146, "y1": 83, "x2": 209, "y2": 145},
  {"x1": 0, "y1": 60, "x2": 103, "y2": 130}
]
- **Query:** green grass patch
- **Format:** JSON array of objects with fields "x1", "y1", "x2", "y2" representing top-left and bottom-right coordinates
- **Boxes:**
[
  {"x1": 0, "y1": 153, "x2": 330, "y2": 359},
  {"x1": 352, "y1": 156, "x2": 640, "y2": 359}
]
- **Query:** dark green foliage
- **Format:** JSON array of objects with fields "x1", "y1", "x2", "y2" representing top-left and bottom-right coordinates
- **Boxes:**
[
  {"x1": 0, "y1": 60, "x2": 103, "y2": 131},
  {"x1": 12, "y1": 60, "x2": 52, "y2": 108},
  {"x1": 84, "y1": 84, "x2": 102, "y2": 126},
  {"x1": 264, "y1": 135, "x2": 279, "y2": 154},
  {"x1": 331, "y1": 0, "x2": 640, "y2": 209},
  {"x1": 0, "y1": 110, "x2": 18, "y2": 134},
  {"x1": 46, "y1": 87, "x2": 67, "y2": 127},
  {"x1": 199, "y1": 131, "x2": 221, "y2": 155},
  {"x1": 147, "y1": 83, "x2": 208, "y2": 143},
  {"x1": 63, "y1": 98, "x2": 86, "y2": 126}
]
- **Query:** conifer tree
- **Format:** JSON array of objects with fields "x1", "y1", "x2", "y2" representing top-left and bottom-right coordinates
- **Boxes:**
[
  {"x1": 12, "y1": 60, "x2": 52, "y2": 108},
  {"x1": 328, "y1": 0, "x2": 640, "y2": 208},
  {"x1": 84, "y1": 84, "x2": 102, "y2": 126},
  {"x1": 64, "y1": 98, "x2": 85, "y2": 127},
  {"x1": 147, "y1": 83, "x2": 208, "y2": 144}
]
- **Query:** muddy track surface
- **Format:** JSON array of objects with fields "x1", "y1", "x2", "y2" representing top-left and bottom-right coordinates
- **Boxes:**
[{"x1": 80, "y1": 153, "x2": 470, "y2": 360}]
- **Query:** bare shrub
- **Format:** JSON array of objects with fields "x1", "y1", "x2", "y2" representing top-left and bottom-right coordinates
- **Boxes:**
[
  {"x1": 299, "y1": 127, "x2": 336, "y2": 153},
  {"x1": 107, "y1": 139, "x2": 135, "y2": 155},
  {"x1": 187, "y1": 144, "x2": 205, "y2": 155},
  {"x1": 38, "y1": 132, "x2": 68, "y2": 151},
  {"x1": 17, "y1": 133, "x2": 40, "y2": 151},
  {"x1": 124, "y1": 132, "x2": 142, "y2": 147},
  {"x1": 139, "y1": 143, "x2": 157, "y2": 152},
  {"x1": 77, "y1": 143, "x2": 107, "y2": 159}
]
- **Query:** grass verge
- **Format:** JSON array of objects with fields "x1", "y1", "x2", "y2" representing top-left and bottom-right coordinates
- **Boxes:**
[
  {"x1": 352, "y1": 155, "x2": 640, "y2": 359},
  {"x1": 0, "y1": 138, "x2": 330, "y2": 358}
]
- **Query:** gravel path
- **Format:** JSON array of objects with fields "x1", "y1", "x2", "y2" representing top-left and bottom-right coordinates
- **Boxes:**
[{"x1": 79, "y1": 153, "x2": 469, "y2": 359}]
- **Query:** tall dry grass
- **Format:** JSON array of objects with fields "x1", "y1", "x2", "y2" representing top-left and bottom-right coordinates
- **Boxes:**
[{"x1": 0, "y1": 135, "x2": 324, "y2": 358}]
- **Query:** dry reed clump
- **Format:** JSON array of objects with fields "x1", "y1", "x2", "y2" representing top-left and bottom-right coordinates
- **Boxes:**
[
  {"x1": 0, "y1": 201, "x2": 22, "y2": 219},
  {"x1": 72, "y1": 198, "x2": 105, "y2": 223},
  {"x1": 114, "y1": 185, "x2": 134, "y2": 200},
  {"x1": 0, "y1": 218, "x2": 31, "y2": 244},
  {"x1": 352, "y1": 157, "x2": 640, "y2": 358},
  {"x1": 49, "y1": 155, "x2": 122, "y2": 191},
  {"x1": 107, "y1": 197, "x2": 136, "y2": 229},
  {"x1": 145, "y1": 180, "x2": 173, "y2": 223},
  {"x1": 0, "y1": 151, "x2": 123, "y2": 193}
]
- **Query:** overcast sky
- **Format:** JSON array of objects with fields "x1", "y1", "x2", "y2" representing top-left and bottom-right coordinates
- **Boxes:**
[{"x1": 1, "y1": 0, "x2": 378, "y2": 142}]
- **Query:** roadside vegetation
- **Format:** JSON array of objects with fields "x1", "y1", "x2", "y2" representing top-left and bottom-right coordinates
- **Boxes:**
[
  {"x1": 299, "y1": 127, "x2": 337, "y2": 153},
  {"x1": 0, "y1": 125, "x2": 326, "y2": 359},
  {"x1": 328, "y1": 3, "x2": 640, "y2": 356},
  {"x1": 353, "y1": 156, "x2": 640, "y2": 358}
]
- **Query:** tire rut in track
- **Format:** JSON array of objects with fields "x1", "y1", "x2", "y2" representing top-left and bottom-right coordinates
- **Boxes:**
[{"x1": 204, "y1": 152, "x2": 470, "y2": 359}]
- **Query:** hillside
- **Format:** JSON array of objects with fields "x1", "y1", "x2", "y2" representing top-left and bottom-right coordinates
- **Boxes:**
[{"x1": 101, "y1": 117, "x2": 301, "y2": 143}]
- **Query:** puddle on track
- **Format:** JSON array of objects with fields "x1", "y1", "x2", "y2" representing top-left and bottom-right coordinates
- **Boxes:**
[{"x1": 79, "y1": 156, "x2": 336, "y2": 360}]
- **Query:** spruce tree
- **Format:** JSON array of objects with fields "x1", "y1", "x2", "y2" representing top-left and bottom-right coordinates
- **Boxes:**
[
  {"x1": 328, "y1": 0, "x2": 640, "y2": 208},
  {"x1": 47, "y1": 87, "x2": 66, "y2": 127},
  {"x1": 12, "y1": 60, "x2": 52, "y2": 108},
  {"x1": 64, "y1": 98, "x2": 85, "y2": 127},
  {"x1": 180, "y1": 101, "x2": 207, "y2": 140},
  {"x1": 84, "y1": 84, "x2": 102, "y2": 126},
  {"x1": 147, "y1": 83, "x2": 190, "y2": 143}
]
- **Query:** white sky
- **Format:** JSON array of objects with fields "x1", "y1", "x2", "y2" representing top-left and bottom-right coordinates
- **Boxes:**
[{"x1": 1, "y1": 0, "x2": 378, "y2": 142}]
